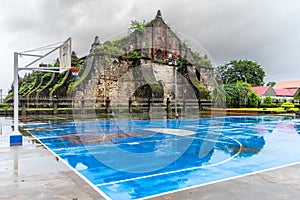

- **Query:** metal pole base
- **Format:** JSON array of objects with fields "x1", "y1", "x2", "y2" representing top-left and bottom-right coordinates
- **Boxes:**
[{"x1": 10, "y1": 134, "x2": 23, "y2": 146}]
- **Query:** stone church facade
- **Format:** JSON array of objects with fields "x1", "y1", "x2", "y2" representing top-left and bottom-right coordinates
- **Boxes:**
[{"x1": 73, "y1": 10, "x2": 214, "y2": 108}]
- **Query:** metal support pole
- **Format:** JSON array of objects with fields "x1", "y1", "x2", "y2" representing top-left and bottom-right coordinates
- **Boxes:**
[
  {"x1": 13, "y1": 52, "x2": 19, "y2": 134},
  {"x1": 10, "y1": 52, "x2": 22, "y2": 146}
]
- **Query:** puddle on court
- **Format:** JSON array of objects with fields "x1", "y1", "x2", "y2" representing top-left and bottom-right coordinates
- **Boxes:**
[
  {"x1": 60, "y1": 131, "x2": 155, "y2": 145},
  {"x1": 22, "y1": 116, "x2": 300, "y2": 200}
]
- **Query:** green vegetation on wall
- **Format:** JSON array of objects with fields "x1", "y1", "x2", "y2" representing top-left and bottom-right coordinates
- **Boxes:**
[
  {"x1": 67, "y1": 59, "x2": 89, "y2": 95},
  {"x1": 36, "y1": 73, "x2": 55, "y2": 95},
  {"x1": 148, "y1": 82, "x2": 164, "y2": 98},
  {"x1": 130, "y1": 20, "x2": 146, "y2": 33},
  {"x1": 192, "y1": 52, "x2": 212, "y2": 68},
  {"x1": 93, "y1": 34, "x2": 131, "y2": 59},
  {"x1": 121, "y1": 51, "x2": 142, "y2": 60},
  {"x1": 192, "y1": 79, "x2": 209, "y2": 99},
  {"x1": 19, "y1": 72, "x2": 42, "y2": 95},
  {"x1": 49, "y1": 70, "x2": 70, "y2": 97}
]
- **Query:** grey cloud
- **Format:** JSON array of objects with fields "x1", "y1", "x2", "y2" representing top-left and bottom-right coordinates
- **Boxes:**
[{"x1": 1, "y1": 0, "x2": 300, "y2": 93}]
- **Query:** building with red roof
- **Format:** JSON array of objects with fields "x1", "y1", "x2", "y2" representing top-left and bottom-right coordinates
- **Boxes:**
[
  {"x1": 252, "y1": 86, "x2": 276, "y2": 98},
  {"x1": 273, "y1": 80, "x2": 300, "y2": 89},
  {"x1": 273, "y1": 88, "x2": 298, "y2": 98},
  {"x1": 252, "y1": 80, "x2": 300, "y2": 100},
  {"x1": 273, "y1": 80, "x2": 300, "y2": 100}
]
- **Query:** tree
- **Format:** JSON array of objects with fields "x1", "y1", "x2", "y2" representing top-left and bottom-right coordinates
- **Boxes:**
[
  {"x1": 266, "y1": 82, "x2": 276, "y2": 87},
  {"x1": 217, "y1": 59, "x2": 265, "y2": 86},
  {"x1": 224, "y1": 81, "x2": 252, "y2": 107},
  {"x1": 248, "y1": 92, "x2": 261, "y2": 108}
]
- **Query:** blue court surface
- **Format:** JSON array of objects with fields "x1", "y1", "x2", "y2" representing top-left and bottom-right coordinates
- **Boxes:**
[{"x1": 23, "y1": 116, "x2": 300, "y2": 200}]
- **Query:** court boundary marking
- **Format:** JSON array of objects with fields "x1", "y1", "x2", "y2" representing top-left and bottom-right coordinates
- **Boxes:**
[
  {"x1": 24, "y1": 120, "x2": 300, "y2": 200},
  {"x1": 28, "y1": 135, "x2": 113, "y2": 200},
  {"x1": 138, "y1": 161, "x2": 300, "y2": 200},
  {"x1": 95, "y1": 135, "x2": 242, "y2": 187},
  {"x1": 28, "y1": 129, "x2": 241, "y2": 200}
]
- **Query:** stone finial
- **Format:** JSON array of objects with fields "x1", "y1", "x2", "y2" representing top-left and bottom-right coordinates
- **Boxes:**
[
  {"x1": 156, "y1": 10, "x2": 162, "y2": 18},
  {"x1": 93, "y1": 36, "x2": 100, "y2": 45},
  {"x1": 90, "y1": 35, "x2": 101, "y2": 53}
]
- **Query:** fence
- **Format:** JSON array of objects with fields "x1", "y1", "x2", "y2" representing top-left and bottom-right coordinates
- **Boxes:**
[{"x1": 3, "y1": 96, "x2": 213, "y2": 119}]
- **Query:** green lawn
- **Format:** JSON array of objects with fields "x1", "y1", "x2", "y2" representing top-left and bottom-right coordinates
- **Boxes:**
[{"x1": 227, "y1": 107, "x2": 299, "y2": 112}]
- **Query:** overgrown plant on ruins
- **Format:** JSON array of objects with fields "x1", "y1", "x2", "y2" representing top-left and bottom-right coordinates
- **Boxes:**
[
  {"x1": 49, "y1": 70, "x2": 70, "y2": 97},
  {"x1": 130, "y1": 20, "x2": 146, "y2": 33},
  {"x1": 191, "y1": 79, "x2": 210, "y2": 99},
  {"x1": 192, "y1": 52, "x2": 212, "y2": 68}
]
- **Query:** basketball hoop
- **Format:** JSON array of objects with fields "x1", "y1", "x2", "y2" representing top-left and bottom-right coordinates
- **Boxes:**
[
  {"x1": 70, "y1": 66, "x2": 80, "y2": 78},
  {"x1": 11, "y1": 37, "x2": 72, "y2": 146}
]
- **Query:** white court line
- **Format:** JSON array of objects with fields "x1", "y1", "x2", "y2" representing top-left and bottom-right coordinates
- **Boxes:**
[
  {"x1": 95, "y1": 135, "x2": 242, "y2": 187},
  {"x1": 138, "y1": 161, "x2": 300, "y2": 200},
  {"x1": 29, "y1": 126, "x2": 244, "y2": 200},
  {"x1": 144, "y1": 128, "x2": 195, "y2": 136},
  {"x1": 28, "y1": 135, "x2": 113, "y2": 200}
]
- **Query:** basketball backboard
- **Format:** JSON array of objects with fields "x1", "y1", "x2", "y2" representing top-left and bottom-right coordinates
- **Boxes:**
[{"x1": 59, "y1": 37, "x2": 72, "y2": 73}]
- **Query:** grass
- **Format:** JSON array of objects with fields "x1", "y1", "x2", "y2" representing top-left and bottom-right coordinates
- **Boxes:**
[
  {"x1": 1, "y1": 105, "x2": 299, "y2": 120},
  {"x1": 1, "y1": 106, "x2": 298, "y2": 112},
  {"x1": 226, "y1": 107, "x2": 299, "y2": 112}
]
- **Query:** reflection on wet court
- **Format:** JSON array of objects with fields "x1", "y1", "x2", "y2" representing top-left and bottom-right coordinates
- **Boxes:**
[{"x1": 23, "y1": 116, "x2": 300, "y2": 200}]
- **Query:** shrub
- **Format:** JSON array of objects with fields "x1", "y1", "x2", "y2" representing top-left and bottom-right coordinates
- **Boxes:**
[
  {"x1": 294, "y1": 104, "x2": 300, "y2": 109},
  {"x1": 281, "y1": 102, "x2": 295, "y2": 110},
  {"x1": 249, "y1": 92, "x2": 261, "y2": 108},
  {"x1": 260, "y1": 103, "x2": 278, "y2": 108},
  {"x1": 263, "y1": 96, "x2": 272, "y2": 104}
]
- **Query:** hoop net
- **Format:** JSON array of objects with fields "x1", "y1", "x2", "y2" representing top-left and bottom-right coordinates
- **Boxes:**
[
  {"x1": 71, "y1": 71, "x2": 79, "y2": 78},
  {"x1": 70, "y1": 66, "x2": 80, "y2": 78}
]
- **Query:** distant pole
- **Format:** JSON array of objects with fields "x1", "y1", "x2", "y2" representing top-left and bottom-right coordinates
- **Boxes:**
[
  {"x1": 174, "y1": 66, "x2": 178, "y2": 118},
  {"x1": 166, "y1": 97, "x2": 171, "y2": 119},
  {"x1": 0, "y1": 89, "x2": 2, "y2": 103}
]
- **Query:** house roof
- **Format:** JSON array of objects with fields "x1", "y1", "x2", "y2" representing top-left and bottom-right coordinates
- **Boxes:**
[
  {"x1": 252, "y1": 86, "x2": 269, "y2": 96},
  {"x1": 273, "y1": 88, "x2": 298, "y2": 97},
  {"x1": 273, "y1": 80, "x2": 300, "y2": 89}
]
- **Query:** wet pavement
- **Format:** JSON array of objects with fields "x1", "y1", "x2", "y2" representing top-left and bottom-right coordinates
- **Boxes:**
[
  {"x1": 150, "y1": 163, "x2": 300, "y2": 200},
  {"x1": 1, "y1": 117, "x2": 300, "y2": 200},
  {"x1": 0, "y1": 117, "x2": 104, "y2": 200}
]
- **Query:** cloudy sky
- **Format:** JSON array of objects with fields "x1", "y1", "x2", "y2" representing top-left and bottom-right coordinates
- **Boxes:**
[{"x1": 1, "y1": 0, "x2": 300, "y2": 95}]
